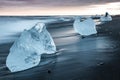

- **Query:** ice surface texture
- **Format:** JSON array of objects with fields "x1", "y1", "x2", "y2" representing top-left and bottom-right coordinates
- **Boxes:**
[
  {"x1": 6, "y1": 23, "x2": 56, "y2": 72},
  {"x1": 73, "y1": 17, "x2": 97, "y2": 36}
]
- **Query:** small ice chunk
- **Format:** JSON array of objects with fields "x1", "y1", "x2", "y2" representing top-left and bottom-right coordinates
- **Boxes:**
[
  {"x1": 100, "y1": 12, "x2": 112, "y2": 22},
  {"x1": 73, "y1": 17, "x2": 97, "y2": 36},
  {"x1": 6, "y1": 23, "x2": 56, "y2": 72},
  {"x1": 60, "y1": 17, "x2": 71, "y2": 21}
]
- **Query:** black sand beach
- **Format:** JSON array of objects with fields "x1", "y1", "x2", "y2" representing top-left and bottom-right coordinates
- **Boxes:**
[{"x1": 0, "y1": 15, "x2": 120, "y2": 80}]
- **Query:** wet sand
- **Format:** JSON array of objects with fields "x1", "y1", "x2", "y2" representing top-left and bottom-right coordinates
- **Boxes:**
[
  {"x1": 98, "y1": 15, "x2": 120, "y2": 36},
  {"x1": 0, "y1": 16, "x2": 120, "y2": 80}
]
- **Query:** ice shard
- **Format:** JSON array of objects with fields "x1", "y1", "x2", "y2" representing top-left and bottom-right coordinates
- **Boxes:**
[
  {"x1": 73, "y1": 17, "x2": 97, "y2": 36},
  {"x1": 6, "y1": 23, "x2": 56, "y2": 72},
  {"x1": 100, "y1": 12, "x2": 112, "y2": 21}
]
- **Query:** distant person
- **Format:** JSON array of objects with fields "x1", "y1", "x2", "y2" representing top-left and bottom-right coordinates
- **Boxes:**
[{"x1": 105, "y1": 12, "x2": 108, "y2": 17}]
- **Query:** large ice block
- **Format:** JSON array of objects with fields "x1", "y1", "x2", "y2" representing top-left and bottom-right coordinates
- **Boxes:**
[
  {"x1": 73, "y1": 17, "x2": 97, "y2": 36},
  {"x1": 6, "y1": 23, "x2": 56, "y2": 72}
]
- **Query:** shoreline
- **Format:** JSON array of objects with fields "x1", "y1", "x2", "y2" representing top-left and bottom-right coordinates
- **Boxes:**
[{"x1": 0, "y1": 15, "x2": 120, "y2": 80}]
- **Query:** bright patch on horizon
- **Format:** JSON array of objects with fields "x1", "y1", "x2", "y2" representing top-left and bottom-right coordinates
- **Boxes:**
[{"x1": 88, "y1": 2, "x2": 120, "y2": 15}]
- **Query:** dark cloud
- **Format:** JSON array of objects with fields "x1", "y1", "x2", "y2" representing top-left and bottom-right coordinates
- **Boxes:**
[{"x1": 0, "y1": 0, "x2": 119, "y2": 8}]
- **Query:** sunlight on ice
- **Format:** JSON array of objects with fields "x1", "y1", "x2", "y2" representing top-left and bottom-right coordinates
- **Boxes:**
[
  {"x1": 6, "y1": 23, "x2": 56, "y2": 72},
  {"x1": 73, "y1": 17, "x2": 97, "y2": 36}
]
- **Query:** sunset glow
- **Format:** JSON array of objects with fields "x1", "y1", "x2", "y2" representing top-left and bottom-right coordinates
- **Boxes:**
[{"x1": 0, "y1": 1, "x2": 119, "y2": 15}]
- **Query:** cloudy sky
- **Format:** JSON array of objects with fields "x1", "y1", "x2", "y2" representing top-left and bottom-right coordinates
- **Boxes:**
[{"x1": 0, "y1": 0, "x2": 120, "y2": 15}]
